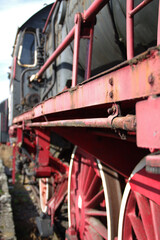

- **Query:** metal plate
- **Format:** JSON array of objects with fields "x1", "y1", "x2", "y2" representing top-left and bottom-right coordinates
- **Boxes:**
[{"x1": 136, "y1": 96, "x2": 160, "y2": 149}]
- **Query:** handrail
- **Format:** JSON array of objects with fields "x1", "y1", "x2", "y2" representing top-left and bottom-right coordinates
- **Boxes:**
[
  {"x1": 31, "y1": 0, "x2": 159, "y2": 82},
  {"x1": 158, "y1": 0, "x2": 160, "y2": 44},
  {"x1": 33, "y1": 27, "x2": 75, "y2": 81},
  {"x1": 126, "y1": 0, "x2": 155, "y2": 60},
  {"x1": 30, "y1": 0, "x2": 109, "y2": 82},
  {"x1": 42, "y1": 0, "x2": 58, "y2": 33},
  {"x1": 129, "y1": 0, "x2": 153, "y2": 17}
]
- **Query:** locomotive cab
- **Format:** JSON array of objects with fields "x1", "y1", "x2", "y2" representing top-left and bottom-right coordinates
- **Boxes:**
[{"x1": 9, "y1": 5, "x2": 52, "y2": 124}]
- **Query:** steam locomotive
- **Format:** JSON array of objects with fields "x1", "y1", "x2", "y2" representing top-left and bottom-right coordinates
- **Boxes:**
[{"x1": 9, "y1": 0, "x2": 160, "y2": 239}]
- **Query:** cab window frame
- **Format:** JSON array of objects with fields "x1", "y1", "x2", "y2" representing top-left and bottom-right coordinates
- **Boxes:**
[{"x1": 17, "y1": 31, "x2": 37, "y2": 67}]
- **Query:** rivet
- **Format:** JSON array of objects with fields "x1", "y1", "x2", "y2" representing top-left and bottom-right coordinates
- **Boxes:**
[
  {"x1": 148, "y1": 74, "x2": 154, "y2": 85},
  {"x1": 109, "y1": 91, "x2": 113, "y2": 98},
  {"x1": 109, "y1": 78, "x2": 113, "y2": 86}
]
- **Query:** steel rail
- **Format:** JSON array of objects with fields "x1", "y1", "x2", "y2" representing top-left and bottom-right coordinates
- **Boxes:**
[{"x1": 32, "y1": 0, "x2": 109, "y2": 80}]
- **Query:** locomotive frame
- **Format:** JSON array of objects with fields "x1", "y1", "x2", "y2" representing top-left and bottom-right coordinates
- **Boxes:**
[{"x1": 9, "y1": 0, "x2": 160, "y2": 239}]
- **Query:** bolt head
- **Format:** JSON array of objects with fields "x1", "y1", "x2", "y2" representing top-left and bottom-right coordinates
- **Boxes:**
[
  {"x1": 148, "y1": 74, "x2": 154, "y2": 85},
  {"x1": 109, "y1": 78, "x2": 113, "y2": 86},
  {"x1": 109, "y1": 91, "x2": 113, "y2": 98}
]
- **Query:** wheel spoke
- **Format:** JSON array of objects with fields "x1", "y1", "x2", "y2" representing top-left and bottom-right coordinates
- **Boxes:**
[
  {"x1": 85, "y1": 189, "x2": 104, "y2": 208},
  {"x1": 83, "y1": 165, "x2": 95, "y2": 195},
  {"x1": 135, "y1": 191, "x2": 156, "y2": 240},
  {"x1": 85, "y1": 208, "x2": 107, "y2": 217},
  {"x1": 71, "y1": 205, "x2": 76, "y2": 213},
  {"x1": 85, "y1": 217, "x2": 108, "y2": 239},
  {"x1": 81, "y1": 159, "x2": 89, "y2": 189},
  {"x1": 85, "y1": 174, "x2": 101, "y2": 201},
  {"x1": 85, "y1": 225, "x2": 103, "y2": 240},
  {"x1": 128, "y1": 212, "x2": 147, "y2": 240},
  {"x1": 150, "y1": 199, "x2": 160, "y2": 240},
  {"x1": 70, "y1": 190, "x2": 75, "y2": 202},
  {"x1": 118, "y1": 159, "x2": 160, "y2": 240},
  {"x1": 67, "y1": 147, "x2": 121, "y2": 240}
]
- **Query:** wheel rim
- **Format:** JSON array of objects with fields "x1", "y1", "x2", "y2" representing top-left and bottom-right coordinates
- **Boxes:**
[
  {"x1": 118, "y1": 160, "x2": 160, "y2": 240},
  {"x1": 39, "y1": 178, "x2": 49, "y2": 213},
  {"x1": 68, "y1": 147, "x2": 121, "y2": 240}
]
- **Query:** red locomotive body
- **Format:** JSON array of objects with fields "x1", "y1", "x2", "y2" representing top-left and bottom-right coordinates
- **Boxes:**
[{"x1": 9, "y1": 0, "x2": 160, "y2": 239}]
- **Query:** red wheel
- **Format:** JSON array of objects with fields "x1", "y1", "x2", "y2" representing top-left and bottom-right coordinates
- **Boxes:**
[
  {"x1": 39, "y1": 178, "x2": 49, "y2": 213},
  {"x1": 68, "y1": 147, "x2": 121, "y2": 240},
  {"x1": 118, "y1": 160, "x2": 160, "y2": 240}
]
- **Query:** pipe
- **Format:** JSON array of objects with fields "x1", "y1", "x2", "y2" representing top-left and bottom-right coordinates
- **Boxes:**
[
  {"x1": 126, "y1": 0, "x2": 134, "y2": 60},
  {"x1": 32, "y1": 0, "x2": 109, "y2": 80},
  {"x1": 13, "y1": 56, "x2": 17, "y2": 80},
  {"x1": 129, "y1": 0, "x2": 154, "y2": 17},
  {"x1": 41, "y1": 1, "x2": 60, "y2": 100},
  {"x1": 42, "y1": 0, "x2": 58, "y2": 33},
  {"x1": 157, "y1": 0, "x2": 160, "y2": 45},
  {"x1": 25, "y1": 115, "x2": 136, "y2": 132},
  {"x1": 72, "y1": 14, "x2": 82, "y2": 87},
  {"x1": 85, "y1": 25, "x2": 94, "y2": 80},
  {"x1": 83, "y1": 0, "x2": 109, "y2": 22},
  {"x1": 20, "y1": 66, "x2": 39, "y2": 106},
  {"x1": 34, "y1": 27, "x2": 75, "y2": 80}
]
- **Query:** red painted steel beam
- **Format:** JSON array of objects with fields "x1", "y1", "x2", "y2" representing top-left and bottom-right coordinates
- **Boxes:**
[
  {"x1": 35, "y1": 129, "x2": 50, "y2": 166},
  {"x1": 33, "y1": 0, "x2": 109, "y2": 80},
  {"x1": 13, "y1": 48, "x2": 160, "y2": 124},
  {"x1": 50, "y1": 155, "x2": 69, "y2": 174}
]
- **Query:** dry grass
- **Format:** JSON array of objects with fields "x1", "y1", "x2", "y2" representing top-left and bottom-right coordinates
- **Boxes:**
[{"x1": 0, "y1": 144, "x2": 13, "y2": 168}]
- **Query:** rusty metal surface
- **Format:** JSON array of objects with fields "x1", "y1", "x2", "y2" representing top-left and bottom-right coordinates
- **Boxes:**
[
  {"x1": 13, "y1": 47, "x2": 160, "y2": 124},
  {"x1": 24, "y1": 115, "x2": 136, "y2": 132}
]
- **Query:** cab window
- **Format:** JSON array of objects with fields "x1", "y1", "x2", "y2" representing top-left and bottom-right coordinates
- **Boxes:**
[{"x1": 18, "y1": 32, "x2": 36, "y2": 66}]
